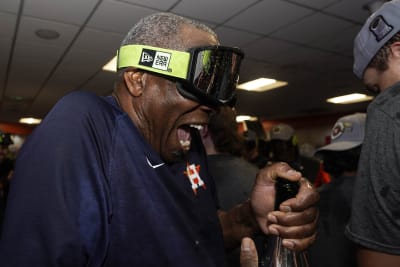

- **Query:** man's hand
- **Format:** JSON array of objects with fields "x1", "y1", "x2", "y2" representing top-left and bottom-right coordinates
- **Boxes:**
[
  {"x1": 251, "y1": 162, "x2": 319, "y2": 251},
  {"x1": 240, "y1": 237, "x2": 258, "y2": 267}
]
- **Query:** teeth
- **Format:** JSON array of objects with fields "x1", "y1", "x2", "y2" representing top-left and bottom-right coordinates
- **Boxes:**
[
  {"x1": 190, "y1": 124, "x2": 204, "y2": 131},
  {"x1": 179, "y1": 140, "x2": 191, "y2": 151}
]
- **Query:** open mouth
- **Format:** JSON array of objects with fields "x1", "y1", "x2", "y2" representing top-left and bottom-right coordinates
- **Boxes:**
[{"x1": 177, "y1": 124, "x2": 204, "y2": 152}]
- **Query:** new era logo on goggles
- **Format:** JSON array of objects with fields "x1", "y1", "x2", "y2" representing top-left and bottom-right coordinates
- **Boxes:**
[{"x1": 117, "y1": 44, "x2": 244, "y2": 106}]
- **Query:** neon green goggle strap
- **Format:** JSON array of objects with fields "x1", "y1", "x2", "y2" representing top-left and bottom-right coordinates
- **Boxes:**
[{"x1": 117, "y1": 44, "x2": 191, "y2": 80}]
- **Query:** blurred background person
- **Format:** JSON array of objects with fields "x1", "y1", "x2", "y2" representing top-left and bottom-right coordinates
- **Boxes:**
[
  {"x1": 200, "y1": 106, "x2": 257, "y2": 209},
  {"x1": 242, "y1": 129, "x2": 269, "y2": 169},
  {"x1": 200, "y1": 106, "x2": 261, "y2": 267},
  {"x1": 309, "y1": 113, "x2": 366, "y2": 267},
  {"x1": 268, "y1": 123, "x2": 320, "y2": 183}
]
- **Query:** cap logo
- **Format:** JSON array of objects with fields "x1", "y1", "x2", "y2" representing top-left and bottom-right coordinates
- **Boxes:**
[
  {"x1": 331, "y1": 122, "x2": 344, "y2": 140},
  {"x1": 272, "y1": 128, "x2": 279, "y2": 134},
  {"x1": 139, "y1": 48, "x2": 171, "y2": 71},
  {"x1": 141, "y1": 51, "x2": 153, "y2": 63},
  {"x1": 369, "y1": 15, "x2": 393, "y2": 42},
  {"x1": 331, "y1": 121, "x2": 354, "y2": 140}
]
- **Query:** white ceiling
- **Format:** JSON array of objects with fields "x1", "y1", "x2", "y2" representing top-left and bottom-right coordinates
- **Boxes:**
[{"x1": 0, "y1": 0, "x2": 379, "y2": 124}]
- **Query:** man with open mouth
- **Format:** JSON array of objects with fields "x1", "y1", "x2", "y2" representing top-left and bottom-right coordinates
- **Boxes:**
[{"x1": 0, "y1": 12, "x2": 319, "y2": 267}]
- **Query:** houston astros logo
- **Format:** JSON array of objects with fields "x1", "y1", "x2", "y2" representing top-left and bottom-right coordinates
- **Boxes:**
[
  {"x1": 331, "y1": 122, "x2": 344, "y2": 140},
  {"x1": 184, "y1": 162, "x2": 206, "y2": 194}
]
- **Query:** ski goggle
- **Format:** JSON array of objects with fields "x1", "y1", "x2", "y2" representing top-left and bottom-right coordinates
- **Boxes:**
[{"x1": 117, "y1": 44, "x2": 244, "y2": 106}]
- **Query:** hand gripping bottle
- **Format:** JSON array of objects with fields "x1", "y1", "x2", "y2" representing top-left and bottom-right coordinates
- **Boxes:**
[{"x1": 259, "y1": 178, "x2": 310, "y2": 267}]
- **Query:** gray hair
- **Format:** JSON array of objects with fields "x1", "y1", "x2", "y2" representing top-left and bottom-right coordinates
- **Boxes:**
[{"x1": 120, "y1": 12, "x2": 217, "y2": 51}]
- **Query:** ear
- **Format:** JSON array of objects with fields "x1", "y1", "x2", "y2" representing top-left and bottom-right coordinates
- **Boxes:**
[
  {"x1": 390, "y1": 41, "x2": 400, "y2": 59},
  {"x1": 123, "y1": 70, "x2": 144, "y2": 97}
]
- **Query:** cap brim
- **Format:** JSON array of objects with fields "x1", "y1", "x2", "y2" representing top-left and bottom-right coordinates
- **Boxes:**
[{"x1": 316, "y1": 141, "x2": 362, "y2": 152}]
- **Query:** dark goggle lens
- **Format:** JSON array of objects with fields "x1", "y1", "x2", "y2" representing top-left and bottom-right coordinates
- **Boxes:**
[{"x1": 188, "y1": 47, "x2": 243, "y2": 105}]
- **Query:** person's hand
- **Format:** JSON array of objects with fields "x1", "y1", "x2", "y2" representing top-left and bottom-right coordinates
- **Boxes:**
[
  {"x1": 240, "y1": 237, "x2": 258, "y2": 267},
  {"x1": 250, "y1": 162, "x2": 319, "y2": 251}
]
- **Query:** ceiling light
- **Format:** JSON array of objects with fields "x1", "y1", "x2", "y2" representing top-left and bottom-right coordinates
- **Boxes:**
[
  {"x1": 35, "y1": 29, "x2": 60, "y2": 40},
  {"x1": 236, "y1": 115, "x2": 258, "y2": 122},
  {"x1": 19, "y1": 117, "x2": 42, "y2": 125},
  {"x1": 237, "y1": 78, "x2": 288, "y2": 92},
  {"x1": 103, "y1": 56, "x2": 117, "y2": 72},
  {"x1": 326, "y1": 93, "x2": 374, "y2": 104}
]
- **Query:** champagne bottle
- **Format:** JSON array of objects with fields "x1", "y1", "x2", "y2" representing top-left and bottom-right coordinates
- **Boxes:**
[{"x1": 258, "y1": 178, "x2": 310, "y2": 267}]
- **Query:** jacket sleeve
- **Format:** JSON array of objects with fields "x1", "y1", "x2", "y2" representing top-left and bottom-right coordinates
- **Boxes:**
[{"x1": 0, "y1": 92, "x2": 113, "y2": 266}]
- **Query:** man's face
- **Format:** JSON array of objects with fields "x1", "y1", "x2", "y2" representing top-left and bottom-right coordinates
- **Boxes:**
[
  {"x1": 136, "y1": 25, "x2": 220, "y2": 163},
  {"x1": 363, "y1": 67, "x2": 382, "y2": 94},
  {"x1": 363, "y1": 65, "x2": 400, "y2": 94},
  {"x1": 363, "y1": 43, "x2": 400, "y2": 93}
]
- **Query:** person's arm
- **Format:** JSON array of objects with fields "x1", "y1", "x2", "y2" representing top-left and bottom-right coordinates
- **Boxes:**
[
  {"x1": 0, "y1": 92, "x2": 111, "y2": 266},
  {"x1": 357, "y1": 247, "x2": 400, "y2": 267},
  {"x1": 219, "y1": 162, "x2": 319, "y2": 251},
  {"x1": 218, "y1": 200, "x2": 260, "y2": 250}
]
